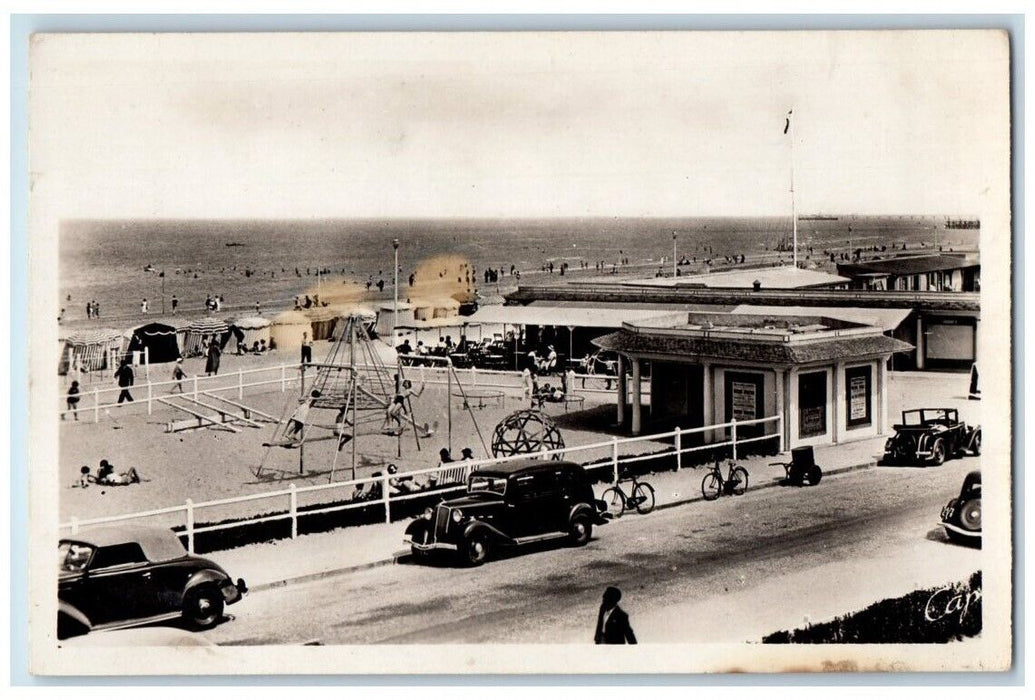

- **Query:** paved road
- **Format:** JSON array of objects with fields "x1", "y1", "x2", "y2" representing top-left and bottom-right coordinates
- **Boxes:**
[{"x1": 202, "y1": 459, "x2": 982, "y2": 645}]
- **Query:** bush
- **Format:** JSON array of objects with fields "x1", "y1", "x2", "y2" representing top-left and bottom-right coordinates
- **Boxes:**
[{"x1": 763, "y1": 571, "x2": 982, "y2": 644}]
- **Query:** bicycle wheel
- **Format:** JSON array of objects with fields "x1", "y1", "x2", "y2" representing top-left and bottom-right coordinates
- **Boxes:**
[
  {"x1": 701, "y1": 473, "x2": 721, "y2": 501},
  {"x1": 632, "y1": 482, "x2": 656, "y2": 514},
  {"x1": 601, "y1": 487, "x2": 626, "y2": 518},
  {"x1": 730, "y1": 467, "x2": 749, "y2": 496}
]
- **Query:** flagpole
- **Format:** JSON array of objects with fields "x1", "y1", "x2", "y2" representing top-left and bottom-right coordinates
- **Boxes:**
[{"x1": 789, "y1": 109, "x2": 798, "y2": 269}]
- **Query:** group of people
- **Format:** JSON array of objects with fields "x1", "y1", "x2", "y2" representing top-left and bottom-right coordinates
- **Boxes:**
[
  {"x1": 522, "y1": 365, "x2": 578, "y2": 408},
  {"x1": 84, "y1": 300, "x2": 101, "y2": 319},
  {"x1": 73, "y1": 459, "x2": 141, "y2": 488}
]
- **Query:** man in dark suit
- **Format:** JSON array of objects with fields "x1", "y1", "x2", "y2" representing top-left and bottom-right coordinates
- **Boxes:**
[{"x1": 594, "y1": 586, "x2": 637, "y2": 644}]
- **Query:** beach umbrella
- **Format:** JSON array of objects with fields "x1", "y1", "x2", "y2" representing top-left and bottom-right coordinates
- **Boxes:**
[{"x1": 183, "y1": 317, "x2": 230, "y2": 357}]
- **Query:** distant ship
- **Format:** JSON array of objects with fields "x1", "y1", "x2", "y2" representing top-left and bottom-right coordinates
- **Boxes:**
[
  {"x1": 799, "y1": 215, "x2": 839, "y2": 221},
  {"x1": 945, "y1": 219, "x2": 980, "y2": 230},
  {"x1": 225, "y1": 242, "x2": 247, "y2": 247}
]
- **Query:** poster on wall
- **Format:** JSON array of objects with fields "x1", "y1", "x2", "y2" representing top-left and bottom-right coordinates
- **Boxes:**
[
  {"x1": 731, "y1": 381, "x2": 757, "y2": 421},
  {"x1": 850, "y1": 375, "x2": 868, "y2": 420},
  {"x1": 800, "y1": 406, "x2": 826, "y2": 437}
]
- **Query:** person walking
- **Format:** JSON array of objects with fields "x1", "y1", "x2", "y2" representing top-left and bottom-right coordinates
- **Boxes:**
[
  {"x1": 171, "y1": 359, "x2": 187, "y2": 393},
  {"x1": 594, "y1": 586, "x2": 637, "y2": 644},
  {"x1": 300, "y1": 332, "x2": 313, "y2": 364},
  {"x1": 65, "y1": 380, "x2": 81, "y2": 420},
  {"x1": 171, "y1": 295, "x2": 178, "y2": 314},
  {"x1": 205, "y1": 336, "x2": 222, "y2": 376},
  {"x1": 114, "y1": 360, "x2": 135, "y2": 404}
]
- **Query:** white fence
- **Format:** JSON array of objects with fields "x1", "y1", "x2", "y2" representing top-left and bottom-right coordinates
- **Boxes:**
[
  {"x1": 60, "y1": 414, "x2": 782, "y2": 552},
  {"x1": 59, "y1": 360, "x2": 640, "y2": 423}
]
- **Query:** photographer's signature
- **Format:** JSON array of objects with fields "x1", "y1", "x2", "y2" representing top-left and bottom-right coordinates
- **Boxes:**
[{"x1": 924, "y1": 582, "x2": 981, "y2": 624}]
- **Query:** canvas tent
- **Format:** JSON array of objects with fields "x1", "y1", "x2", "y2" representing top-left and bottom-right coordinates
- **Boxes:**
[
  {"x1": 59, "y1": 328, "x2": 125, "y2": 374},
  {"x1": 183, "y1": 317, "x2": 231, "y2": 357},
  {"x1": 230, "y1": 316, "x2": 272, "y2": 348},
  {"x1": 126, "y1": 322, "x2": 182, "y2": 364},
  {"x1": 270, "y1": 310, "x2": 311, "y2": 351},
  {"x1": 306, "y1": 307, "x2": 342, "y2": 341}
]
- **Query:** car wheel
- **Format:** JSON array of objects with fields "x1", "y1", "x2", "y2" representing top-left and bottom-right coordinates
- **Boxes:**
[
  {"x1": 183, "y1": 585, "x2": 224, "y2": 629},
  {"x1": 463, "y1": 533, "x2": 489, "y2": 566},
  {"x1": 806, "y1": 464, "x2": 822, "y2": 486},
  {"x1": 930, "y1": 438, "x2": 946, "y2": 466},
  {"x1": 568, "y1": 513, "x2": 593, "y2": 546},
  {"x1": 971, "y1": 430, "x2": 982, "y2": 456},
  {"x1": 958, "y1": 498, "x2": 981, "y2": 531}
]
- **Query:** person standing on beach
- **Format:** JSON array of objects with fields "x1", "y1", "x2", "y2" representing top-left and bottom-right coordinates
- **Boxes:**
[
  {"x1": 141, "y1": 299, "x2": 148, "y2": 314},
  {"x1": 171, "y1": 295, "x2": 178, "y2": 314},
  {"x1": 85, "y1": 302, "x2": 92, "y2": 319},
  {"x1": 171, "y1": 359, "x2": 187, "y2": 393},
  {"x1": 301, "y1": 332, "x2": 313, "y2": 364},
  {"x1": 205, "y1": 337, "x2": 222, "y2": 376},
  {"x1": 255, "y1": 300, "x2": 261, "y2": 314},
  {"x1": 114, "y1": 360, "x2": 135, "y2": 403},
  {"x1": 65, "y1": 381, "x2": 80, "y2": 420}
]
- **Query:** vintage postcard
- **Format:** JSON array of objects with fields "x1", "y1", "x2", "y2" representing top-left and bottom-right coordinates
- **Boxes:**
[{"x1": 27, "y1": 29, "x2": 1012, "y2": 674}]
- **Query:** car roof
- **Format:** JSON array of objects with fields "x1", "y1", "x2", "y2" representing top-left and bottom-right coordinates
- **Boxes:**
[
  {"x1": 60, "y1": 525, "x2": 187, "y2": 562},
  {"x1": 472, "y1": 458, "x2": 581, "y2": 478}
]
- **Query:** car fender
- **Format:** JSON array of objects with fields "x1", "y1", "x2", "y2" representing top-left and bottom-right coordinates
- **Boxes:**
[
  {"x1": 57, "y1": 601, "x2": 93, "y2": 639},
  {"x1": 463, "y1": 520, "x2": 512, "y2": 544},
  {"x1": 185, "y1": 568, "x2": 231, "y2": 595},
  {"x1": 967, "y1": 425, "x2": 982, "y2": 449},
  {"x1": 404, "y1": 519, "x2": 431, "y2": 538},
  {"x1": 570, "y1": 502, "x2": 607, "y2": 526}
]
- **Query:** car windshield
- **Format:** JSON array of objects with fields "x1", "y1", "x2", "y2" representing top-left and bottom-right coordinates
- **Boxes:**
[
  {"x1": 901, "y1": 411, "x2": 924, "y2": 425},
  {"x1": 468, "y1": 474, "x2": 507, "y2": 495},
  {"x1": 58, "y1": 541, "x2": 94, "y2": 573}
]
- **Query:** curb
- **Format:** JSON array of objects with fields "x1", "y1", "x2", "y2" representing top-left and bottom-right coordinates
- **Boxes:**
[{"x1": 245, "y1": 458, "x2": 880, "y2": 593}]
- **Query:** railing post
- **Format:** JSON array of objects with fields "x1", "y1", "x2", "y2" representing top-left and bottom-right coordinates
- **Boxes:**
[
  {"x1": 238, "y1": 369, "x2": 244, "y2": 400},
  {"x1": 289, "y1": 484, "x2": 298, "y2": 539},
  {"x1": 611, "y1": 436, "x2": 620, "y2": 484},
  {"x1": 144, "y1": 346, "x2": 150, "y2": 379},
  {"x1": 185, "y1": 499, "x2": 195, "y2": 554},
  {"x1": 70, "y1": 517, "x2": 79, "y2": 535},
  {"x1": 281, "y1": 364, "x2": 286, "y2": 392},
  {"x1": 93, "y1": 389, "x2": 100, "y2": 423},
  {"x1": 731, "y1": 419, "x2": 738, "y2": 461},
  {"x1": 777, "y1": 414, "x2": 785, "y2": 453},
  {"x1": 674, "y1": 426, "x2": 682, "y2": 471},
  {"x1": 383, "y1": 474, "x2": 391, "y2": 524},
  {"x1": 147, "y1": 380, "x2": 153, "y2": 415},
  {"x1": 193, "y1": 376, "x2": 199, "y2": 401},
  {"x1": 470, "y1": 366, "x2": 477, "y2": 385}
]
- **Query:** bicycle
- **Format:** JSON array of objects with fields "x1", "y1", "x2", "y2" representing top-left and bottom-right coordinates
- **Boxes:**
[
  {"x1": 601, "y1": 471, "x2": 656, "y2": 517},
  {"x1": 701, "y1": 459, "x2": 749, "y2": 501}
]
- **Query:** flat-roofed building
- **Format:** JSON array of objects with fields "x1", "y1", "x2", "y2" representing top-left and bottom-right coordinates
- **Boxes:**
[
  {"x1": 593, "y1": 312, "x2": 913, "y2": 449},
  {"x1": 836, "y1": 254, "x2": 980, "y2": 292}
]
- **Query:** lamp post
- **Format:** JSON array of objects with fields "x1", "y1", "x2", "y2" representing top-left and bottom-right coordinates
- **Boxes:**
[
  {"x1": 672, "y1": 232, "x2": 677, "y2": 277},
  {"x1": 392, "y1": 238, "x2": 400, "y2": 345}
]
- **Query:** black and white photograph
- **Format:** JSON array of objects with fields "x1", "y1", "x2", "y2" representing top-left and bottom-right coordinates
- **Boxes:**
[{"x1": 26, "y1": 26, "x2": 1013, "y2": 675}]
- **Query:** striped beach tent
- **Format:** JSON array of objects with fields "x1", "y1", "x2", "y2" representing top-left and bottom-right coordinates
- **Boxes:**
[
  {"x1": 306, "y1": 306, "x2": 343, "y2": 341},
  {"x1": 230, "y1": 316, "x2": 271, "y2": 349},
  {"x1": 59, "y1": 328, "x2": 125, "y2": 374},
  {"x1": 182, "y1": 317, "x2": 230, "y2": 357}
]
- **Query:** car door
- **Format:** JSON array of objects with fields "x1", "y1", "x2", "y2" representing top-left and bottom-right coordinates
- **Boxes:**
[{"x1": 80, "y1": 542, "x2": 160, "y2": 625}]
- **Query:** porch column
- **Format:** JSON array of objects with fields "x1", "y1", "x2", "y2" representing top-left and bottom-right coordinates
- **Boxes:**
[
  {"x1": 774, "y1": 368, "x2": 786, "y2": 452},
  {"x1": 915, "y1": 315, "x2": 926, "y2": 370},
  {"x1": 631, "y1": 358, "x2": 643, "y2": 435},
  {"x1": 878, "y1": 357, "x2": 889, "y2": 435},
  {"x1": 701, "y1": 361, "x2": 713, "y2": 443},
  {"x1": 616, "y1": 354, "x2": 627, "y2": 426},
  {"x1": 833, "y1": 362, "x2": 844, "y2": 444},
  {"x1": 785, "y1": 367, "x2": 797, "y2": 450}
]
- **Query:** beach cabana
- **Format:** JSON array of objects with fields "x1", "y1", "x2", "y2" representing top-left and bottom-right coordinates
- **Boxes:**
[
  {"x1": 182, "y1": 318, "x2": 230, "y2": 357},
  {"x1": 413, "y1": 297, "x2": 461, "y2": 322},
  {"x1": 270, "y1": 310, "x2": 311, "y2": 351},
  {"x1": 328, "y1": 306, "x2": 377, "y2": 340},
  {"x1": 59, "y1": 328, "x2": 125, "y2": 374},
  {"x1": 126, "y1": 322, "x2": 182, "y2": 364},
  {"x1": 306, "y1": 307, "x2": 342, "y2": 341},
  {"x1": 230, "y1": 316, "x2": 272, "y2": 349}
]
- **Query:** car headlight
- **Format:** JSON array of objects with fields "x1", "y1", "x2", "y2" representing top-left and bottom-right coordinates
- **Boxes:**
[
  {"x1": 451, "y1": 509, "x2": 463, "y2": 523},
  {"x1": 422, "y1": 507, "x2": 434, "y2": 520}
]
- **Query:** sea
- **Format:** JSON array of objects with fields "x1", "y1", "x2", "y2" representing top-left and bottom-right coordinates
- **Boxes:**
[{"x1": 59, "y1": 216, "x2": 979, "y2": 324}]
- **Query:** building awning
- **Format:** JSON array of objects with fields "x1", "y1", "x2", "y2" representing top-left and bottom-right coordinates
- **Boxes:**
[
  {"x1": 466, "y1": 305, "x2": 670, "y2": 329},
  {"x1": 625, "y1": 266, "x2": 850, "y2": 289},
  {"x1": 731, "y1": 305, "x2": 913, "y2": 333}
]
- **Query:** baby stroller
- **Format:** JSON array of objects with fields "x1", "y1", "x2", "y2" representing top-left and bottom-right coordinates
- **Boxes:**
[{"x1": 770, "y1": 446, "x2": 823, "y2": 487}]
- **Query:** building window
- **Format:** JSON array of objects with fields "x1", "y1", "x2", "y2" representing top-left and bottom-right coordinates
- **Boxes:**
[
  {"x1": 798, "y1": 371, "x2": 828, "y2": 439},
  {"x1": 845, "y1": 365, "x2": 872, "y2": 429}
]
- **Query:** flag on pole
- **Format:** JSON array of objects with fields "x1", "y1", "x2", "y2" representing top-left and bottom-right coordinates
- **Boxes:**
[{"x1": 784, "y1": 110, "x2": 792, "y2": 134}]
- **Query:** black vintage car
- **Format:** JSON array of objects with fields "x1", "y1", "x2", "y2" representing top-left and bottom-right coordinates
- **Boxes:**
[
  {"x1": 883, "y1": 408, "x2": 981, "y2": 466},
  {"x1": 941, "y1": 470, "x2": 981, "y2": 547},
  {"x1": 404, "y1": 459, "x2": 609, "y2": 566},
  {"x1": 58, "y1": 525, "x2": 246, "y2": 640}
]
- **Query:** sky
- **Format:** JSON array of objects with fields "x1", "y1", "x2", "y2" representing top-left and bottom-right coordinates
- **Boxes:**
[{"x1": 29, "y1": 30, "x2": 1010, "y2": 219}]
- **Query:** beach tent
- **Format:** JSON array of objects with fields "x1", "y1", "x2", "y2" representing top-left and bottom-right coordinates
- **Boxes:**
[
  {"x1": 306, "y1": 307, "x2": 342, "y2": 341},
  {"x1": 182, "y1": 317, "x2": 231, "y2": 357},
  {"x1": 413, "y1": 297, "x2": 461, "y2": 322},
  {"x1": 327, "y1": 306, "x2": 377, "y2": 341},
  {"x1": 59, "y1": 328, "x2": 125, "y2": 374},
  {"x1": 374, "y1": 302, "x2": 416, "y2": 338},
  {"x1": 126, "y1": 322, "x2": 182, "y2": 364},
  {"x1": 270, "y1": 310, "x2": 311, "y2": 351},
  {"x1": 230, "y1": 316, "x2": 271, "y2": 349}
]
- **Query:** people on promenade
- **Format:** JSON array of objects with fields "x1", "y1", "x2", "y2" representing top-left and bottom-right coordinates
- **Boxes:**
[
  {"x1": 521, "y1": 367, "x2": 533, "y2": 403},
  {"x1": 594, "y1": 586, "x2": 637, "y2": 644},
  {"x1": 114, "y1": 360, "x2": 135, "y2": 403},
  {"x1": 65, "y1": 381, "x2": 80, "y2": 420},
  {"x1": 205, "y1": 336, "x2": 222, "y2": 376},
  {"x1": 301, "y1": 332, "x2": 313, "y2": 364}
]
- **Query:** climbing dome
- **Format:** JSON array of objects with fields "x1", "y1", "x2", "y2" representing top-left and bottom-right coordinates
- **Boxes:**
[{"x1": 491, "y1": 409, "x2": 565, "y2": 460}]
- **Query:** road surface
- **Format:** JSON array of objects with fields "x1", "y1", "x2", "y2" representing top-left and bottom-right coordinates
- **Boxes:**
[{"x1": 202, "y1": 459, "x2": 983, "y2": 645}]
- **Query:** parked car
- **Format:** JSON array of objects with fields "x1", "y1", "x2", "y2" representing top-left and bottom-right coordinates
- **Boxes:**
[
  {"x1": 58, "y1": 525, "x2": 246, "y2": 640},
  {"x1": 940, "y1": 470, "x2": 981, "y2": 546},
  {"x1": 883, "y1": 408, "x2": 981, "y2": 466},
  {"x1": 404, "y1": 459, "x2": 609, "y2": 566}
]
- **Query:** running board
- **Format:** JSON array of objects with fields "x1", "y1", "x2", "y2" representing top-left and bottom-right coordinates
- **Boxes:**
[{"x1": 512, "y1": 532, "x2": 567, "y2": 545}]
